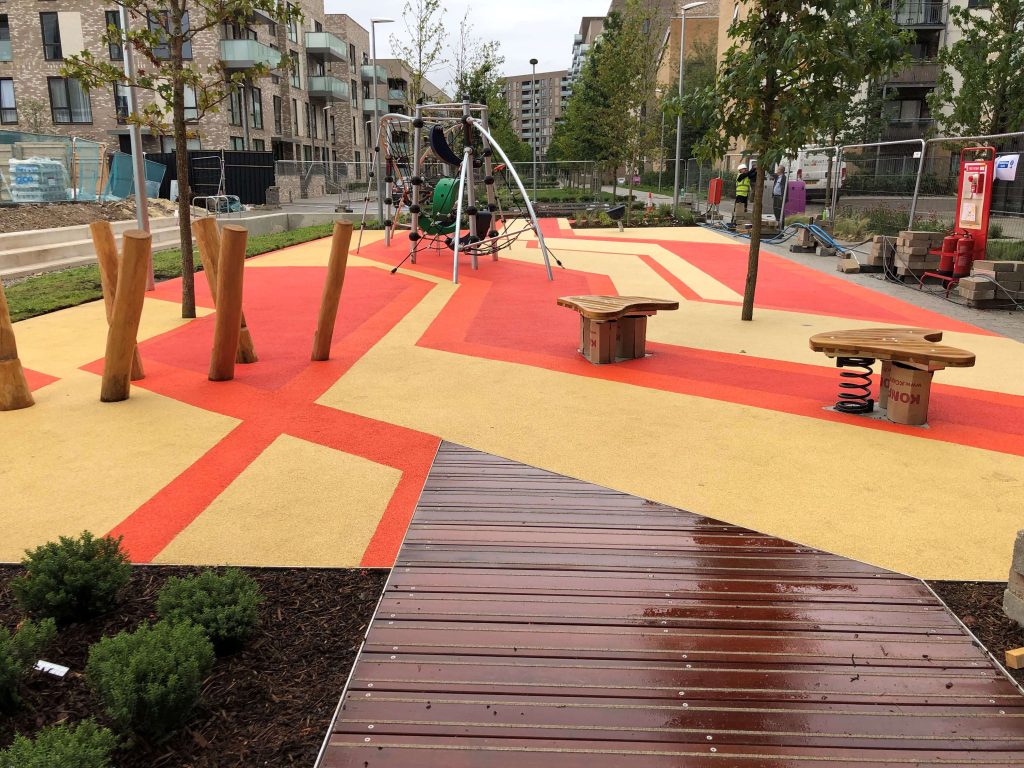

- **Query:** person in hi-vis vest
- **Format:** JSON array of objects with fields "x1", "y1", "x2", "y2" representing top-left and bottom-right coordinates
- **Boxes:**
[{"x1": 734, "y1": 162, "x2": 757, "y2": 217}]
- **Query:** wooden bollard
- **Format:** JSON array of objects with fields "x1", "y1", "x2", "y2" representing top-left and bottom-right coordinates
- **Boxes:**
[
  {"x1": 193, "y1": 218, "x2": 257, "y2": 364},
  {"x1": 0, "y1": 281, "x2": 34, "y2": 411},
  {"x1": 311, "y1": 221, "x2": 354, "y2": 361},
  {"x1": 90, "y1": 221, "x2": 144, "y2": 380},
  {"x1": 100, "y1": 231, "x2": 151, "y2": 402},
  {"x1": 208, "y1": 225, "x2": 247, "y2": 382}
]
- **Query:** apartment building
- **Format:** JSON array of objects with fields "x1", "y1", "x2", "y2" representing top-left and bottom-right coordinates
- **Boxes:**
[
  {"x1": 569, "y1": 16, "x2": 605, "y2": 84},
  {"x1": 0, "y1": 0, "x2": 405, "y2": 167},
  {"x1": 501, "y1": 70, "x2": 570, "y2": 157}
]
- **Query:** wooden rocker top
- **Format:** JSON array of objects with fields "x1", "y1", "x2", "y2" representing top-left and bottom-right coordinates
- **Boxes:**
[
  {"x1": 557, "y1": 295, "x2": 680, "y2": 321},
  {"x1": 809, "y1": 327, "x2": 976, "y2": 370}
]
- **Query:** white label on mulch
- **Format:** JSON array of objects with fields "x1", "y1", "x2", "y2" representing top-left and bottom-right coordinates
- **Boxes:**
[{"x1": 34, "y1": 660, "x2": 69, "y2": 678}]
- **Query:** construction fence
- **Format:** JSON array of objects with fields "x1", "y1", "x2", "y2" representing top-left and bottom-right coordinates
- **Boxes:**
[{"x1": 0, "y1": 130, "x2": 165, "y2": 204}]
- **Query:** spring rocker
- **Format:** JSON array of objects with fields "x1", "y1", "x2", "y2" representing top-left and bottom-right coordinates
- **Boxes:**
[{"x1": 356, "y1": 98, "x2": 558, "y2": 284}]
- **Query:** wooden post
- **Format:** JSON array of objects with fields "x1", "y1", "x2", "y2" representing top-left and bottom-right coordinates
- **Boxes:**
[
  {"x1": 194, "y1": 217, "x2": 257, "y2": 364},
  {"x1": 100, "y1": 231, "x2": 151, "y2": 402},
  {"x1": 0, "y1": 281, "x2": 34, "y2": 411},
  {"x1": 311, "y1": 221, "x2": 354, "y2": 361},
  {"x1": 208, "y1": 225, "x2": 247, "y2": 382},
  {"x1": 90, "y1": 221, "x2": 144, "y2": 380}
]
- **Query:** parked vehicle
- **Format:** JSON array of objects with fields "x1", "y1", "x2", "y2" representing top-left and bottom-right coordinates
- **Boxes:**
[{"x1": 795, "y1": 148, "x2": 846, "y2": 201}]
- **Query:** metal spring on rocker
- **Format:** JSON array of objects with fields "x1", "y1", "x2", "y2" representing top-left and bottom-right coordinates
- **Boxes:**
[{"x1": 835, "y1": 356, "x2": 876, "y2": 414}]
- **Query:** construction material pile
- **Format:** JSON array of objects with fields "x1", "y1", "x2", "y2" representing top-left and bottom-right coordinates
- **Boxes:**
[
  {"x1": 891, "y1": 231, "x2": 944, "y2": 278},
  {"x1": 957, "y1": 261, "x2": 1024, "y2": 308}
]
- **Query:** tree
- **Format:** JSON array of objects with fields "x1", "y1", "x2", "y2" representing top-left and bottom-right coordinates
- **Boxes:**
[
  {"x1": 62, "y1": 0, "x2": 300, "y2": 318},
  {"x1": 390, "y1": 0, "x2": 446, "y2": 110},
  {"x1": 18, "y1": 98, "x2": 49, "y2": 135},
  {"x1": 447, "y1": 9, "x2": 529, "y2": 165},
  {"x1": 691, "y1": 1, "x2": 906, "y2": 321},
  {"x1": 928, "y1": 0, "x2": 1024, "y2": 136}
]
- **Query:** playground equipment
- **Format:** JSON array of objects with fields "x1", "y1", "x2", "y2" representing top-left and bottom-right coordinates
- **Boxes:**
[
  {"x1": 0, "y1": 281, "x2": 34, "y2": 411},
  {"x1": 558, "y1": 295, "x2": 680, "y2": 365},
  {"x1": 90, "y1": 221, "x2": 145, "y2": 381},
  {"x1": 312, "y1": 222, "x2": 354, "y2": 362},
  {"x1": 194, "y1": 218, "x2": 258, "y2": 364},
  {"x1": 358, "y1": 99, "x2": 555, "y2": 284},
  {"x1": 100, "y1": 231, "x2": 152, "y2": 402},
  {"x1": 208, "y1": 225, "x2": 248, "y2": 382}
]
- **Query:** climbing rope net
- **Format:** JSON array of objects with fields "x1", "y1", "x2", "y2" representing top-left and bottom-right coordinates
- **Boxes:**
[{"x1": 355, "y1": 100, "x2": 555, "y2": 284}]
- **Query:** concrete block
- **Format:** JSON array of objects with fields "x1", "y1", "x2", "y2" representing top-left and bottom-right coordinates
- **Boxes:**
[
  {"x1": 1012, "y1": 530, "x2": 1024, "y2": 575},
  {"x1": 1004, "y1": 587, "x2": 1024, "y2": 627}
]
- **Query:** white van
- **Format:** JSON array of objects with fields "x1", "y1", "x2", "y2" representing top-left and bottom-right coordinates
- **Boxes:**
[{"x1": 794, "y1": 148, "x2": 846, "y2": 201}]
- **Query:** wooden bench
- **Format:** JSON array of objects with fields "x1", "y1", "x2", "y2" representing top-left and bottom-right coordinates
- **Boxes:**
[
  {"x1": 558, "y1": 295, "x2": 680, "y2": 364},
  {"x1": 809, "y1": 327, "x2": 976, "y2": 425}
]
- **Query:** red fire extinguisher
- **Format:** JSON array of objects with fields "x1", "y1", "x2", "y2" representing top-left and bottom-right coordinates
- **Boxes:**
[
  {"x1": 939, "y1": 233, "x2": 960, "y2": 276},
  {"x1": 953, "y1": 232, "x2": 974, "y2": 278}
]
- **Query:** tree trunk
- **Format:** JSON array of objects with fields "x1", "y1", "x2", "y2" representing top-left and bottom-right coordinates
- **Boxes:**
[
  {"x1": 173, "y1": 84, "x2": 195, "y2": 318},
  {"x1": 741, "y1": 164, "x2": 766, "y2": 322}
]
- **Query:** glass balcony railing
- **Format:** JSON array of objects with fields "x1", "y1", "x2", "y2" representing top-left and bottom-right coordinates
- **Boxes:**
[
  {"x1": 305, "y1": 31, "x2": 346, "y2": 62},
  {"x1": 307, "y1": 75, "x2": 350, "y2": 101},
  {"x1": 220, "y1": 39, "x2": 281, "y2": 70},
  {"x1": 0, "y1": 40, "x2": 11, "y2": 62},
  {"x1": 360, "y1": 64, "x2": 387, "y2": 81},
  {"x1": 388, "y1": 88, "x2": 406, "y2": 101},
  {"x1": 362, "y1": 98, "x2": 390, "y2": 114}
]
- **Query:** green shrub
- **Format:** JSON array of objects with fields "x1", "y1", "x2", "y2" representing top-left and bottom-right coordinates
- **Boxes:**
[
  {"x1": 12, "y1": 532, "x2": 131, "y2": 625},
  {"x1": 157, "y1": 569, "x2": 263, "y2": 653},
  {"x1": 0, "y1": 721, "x2": 118, "y2": 768},
  {"x1": 989, "y1": 221, "x2": 1005, "y2": 240},
  {"x1": 987, "y1": 239, "x2": 1024, "y2": 261},
  {"x1": 678, "y1": 210, "x2": 697, "y2": 227},
  {"x1": 0, "y1": 619, "x2": 56, "y2": 711},
  {"x1": 86, "y1": 621, "x2": 214, "y2": 741}
]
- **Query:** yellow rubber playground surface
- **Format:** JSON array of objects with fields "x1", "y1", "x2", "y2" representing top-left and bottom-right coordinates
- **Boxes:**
[{"x1": 3, "y1": 220, "x2": 1022, "y2": 580}]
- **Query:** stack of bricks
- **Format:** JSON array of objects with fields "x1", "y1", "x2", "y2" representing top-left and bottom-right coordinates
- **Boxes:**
[
  {"x1": 893, "y1": 231, "x2": 944, "y2": 278},
  {"x1": 957, "y1": 260, "x2": 1024, "y2": 308},
  {"x1": 863, "y1": 235, "x2": 893, "y2": 269},
  {"x1": 1004, "y1": 531, "x2": 1024, "y2": 628}
]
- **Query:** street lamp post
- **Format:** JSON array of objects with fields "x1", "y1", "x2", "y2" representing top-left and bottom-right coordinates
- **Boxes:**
[
  {"x1": 530, "y1": 58, "x2": 538, "y2": 199},
  {"x1": 671, "y1": 1, "x2": 708, "y2": 216},
  {"x1": 370, "y1": 18, "x2": 394, "y2": 225},
  {"x1": 655, "y1": 88, "x2": 665, "y2": 193}
]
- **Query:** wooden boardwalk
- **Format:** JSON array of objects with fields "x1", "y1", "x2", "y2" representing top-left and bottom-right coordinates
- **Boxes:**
[{"x1": 318, "y1": 442, "x2": 1024, "y2": 767}]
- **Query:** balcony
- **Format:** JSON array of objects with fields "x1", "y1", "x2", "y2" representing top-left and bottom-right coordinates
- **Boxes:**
[
  {"x1": 882, "y1": 118, "x2": 935, "y2": 141},
  {"x1": 0, "y1": 40, "x2": 10, "y2": 62},
  {"x1": 307, "y1": 75, "x2": 350, "y2": 101},
  {"x1": 362, "y1": 98, "x2": 389, "y2": 114},
  {"x1": 388, "y1": 88, "x2": 406, "y2": 101},
  {"x1": 360, "y1": 64, "x2": 387, "y2": 81},
  {"x1": 305, "y1": 31, "x2": 347, "y2": 62},
  {"x1": 886, "y1": 60, "x2": 940, "y2": 86},
  {"x1": 892, "y1": 1, "x2": 946, "y2": 27},
  {"x1": 220, "y1": 39, "x2": 281, "y2": 70}
]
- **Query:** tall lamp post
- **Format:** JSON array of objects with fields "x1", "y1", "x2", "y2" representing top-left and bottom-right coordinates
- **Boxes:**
[
  {"x1": 655, "y1": 88, "x2": 665, "y2": 193},
  {"x1": 530, "y1": 57, "x2": 538, "y2": 199},
  {"x1": 671, "y1": 1, "x2": 707, "y2": 216},
  {"x1": 369, "y1": 17, "x2": 394, "y2": 225}
]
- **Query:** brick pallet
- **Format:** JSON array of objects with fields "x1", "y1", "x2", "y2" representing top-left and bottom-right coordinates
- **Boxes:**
[
  {"x1": 892, "y1": 230, "x2": 944, "y2": 278},
  {"x1": 958, "y1": 260, "x2": 1024, "y2": 308}
]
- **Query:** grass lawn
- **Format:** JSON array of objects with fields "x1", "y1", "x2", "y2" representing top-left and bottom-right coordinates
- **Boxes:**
[{"x1": 5, "y1": 223, "x2": 337, "y2": 323}]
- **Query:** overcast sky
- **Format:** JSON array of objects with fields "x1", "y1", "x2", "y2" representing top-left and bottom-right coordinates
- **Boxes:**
[{"x1": 324, "y1": 0, "x2": 608, "y2": 88}]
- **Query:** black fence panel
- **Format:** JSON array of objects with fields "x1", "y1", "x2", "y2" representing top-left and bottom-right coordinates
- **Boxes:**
[{"x1": 148, "y1": 150, "x2": 275, "y2": 205}]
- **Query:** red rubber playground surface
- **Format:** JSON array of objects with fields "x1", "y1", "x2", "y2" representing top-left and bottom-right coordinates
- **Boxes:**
[{"x1": 4, "y1": 221, "x2": 1023, "y2": 579}]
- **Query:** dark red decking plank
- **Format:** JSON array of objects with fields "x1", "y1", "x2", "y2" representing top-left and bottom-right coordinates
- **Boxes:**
[{"x1": 317, "y1": 443, "x2": 1024, "y2": 767}]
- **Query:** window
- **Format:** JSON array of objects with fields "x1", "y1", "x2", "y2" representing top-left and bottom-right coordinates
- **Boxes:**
[
  {"x1": 249, "y1": 86, "x2": 262, "y2": 129},
  {"x1": 273, "y1": 95, "x2": 282, "y2": 134},
  {"x1": 270, "y1": 45, "x2": 280, "y2": 84},
  {"x1": 314, "y1": 19, "x2": 322, "y2": 32},
  {"x1": 310, "y1": 57, "x2": 324, "y2": 77},
  {"x1": 362, "y1": 81, "x2": 369, "y2": 99},
  {"x1": 105, "y1": 10, "x2": 122, "y2": 60},
  {"x1": 350, "y1": 79, "x2": 357, "y2": 107},
  {"x1": 290, "y1": 51, "x2": 300, "y2": 88},
  {"x1": 0, "y1": 15, "x2": 11, "y2": 62},
  {"x1": 287, "y1": 4, "x2": 297, "y2": 42},
  {"x1": 227, "y1": 89, "x2": 242, "y2": 126},
  {"x1": 330, "y1": 115, "x2": 335, "y2": 144},
  {"x1": 252, "y1": 138, "x2": 265, "y2": 151},
  {"x1": 183, "y1": 85, "x2": 198, "y2": 121},
  {"x1": 355, "y1": 150, "x2": 361, "y2": 179},
  {"x1": 303, "y1": 144, "x2": 312, "y2": 161},
  {"x1": 348, "y1": 43, "x2": 356, "y2": 66},
  {"x1": 40, "y1": 12, "x2": 61, "y2": 60},
  {"x1": 221, "y1": 21, "x2": 255, "y2": 40},
  {"x1": 230, "y1": 136, "x2": 245, "y2": 150},
  {"x1": 148, "y1": 11, "x2": 191, "y2": 60},
  {"x1": 48, "y1": 77, "x2": 91, "y2": 123},
  {"x1": 113, "y1": 82, "x2": 128, "y2": 123},
  {"x1": 291, "y1": 98, "x2": 298, "y2": 135},
  {"x1": 304, "y1": 101, "x2": 312, "y2": 138},
  {"x1": 0, "y1": 79, "x2": 16, "y2": 124}
]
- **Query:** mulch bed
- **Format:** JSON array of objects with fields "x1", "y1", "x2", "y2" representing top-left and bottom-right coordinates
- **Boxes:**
[
  {"x1": 0, "y1": 565, "x2": 387, "y2": 767},
  {"x1": 929, "y1": 580, "x2": 1024, "y2": 686}
]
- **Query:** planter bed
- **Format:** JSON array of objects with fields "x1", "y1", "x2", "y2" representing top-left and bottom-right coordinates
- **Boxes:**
[{"x1": 0, "y1": 565, "x2": 386, "y2": 767}]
